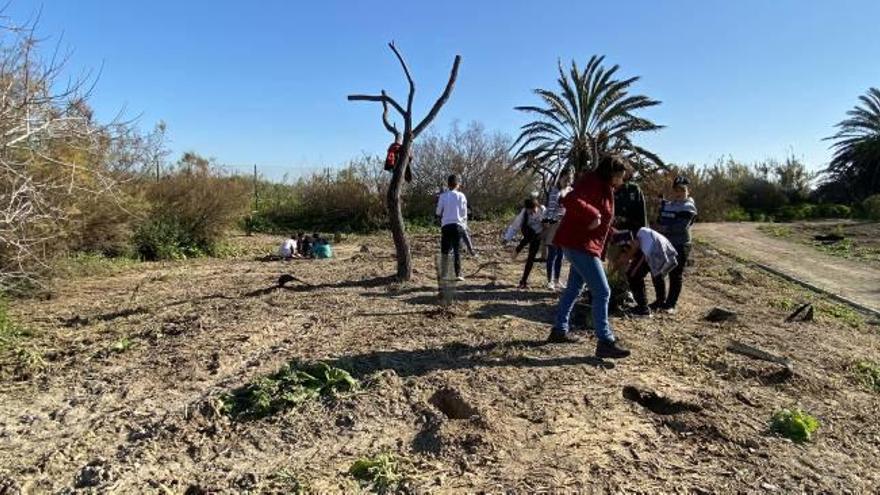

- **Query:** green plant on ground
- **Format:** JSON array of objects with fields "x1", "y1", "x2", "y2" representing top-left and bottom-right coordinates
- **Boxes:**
[
  {"x1": 220, "y1": 361, "x2": 359, "y2": 419},
  {"x1": 770, "y1": 408, "x2": 820, "y2": 443},
  {"x1": 55, "y1": 252, "x2": 140, "y2": 279},
  {"x1": 854, "y1": 361, "x2": 880, "y2": 392},
  {"x1": 817, "y1": 302, "x2": 865, "y2": 328},
  {"x1": 768, "y1": 297, "x2": 797, "y2": 311},
  {"x1": 109, "y1": 337, "x2": 135, "y2": 353},
  {"x1": 0, "y1": 299, "x2": 32, "y2": 351},
  {"x1": 758, "y1": 224, "x2": 793, "y2": 238},
  {"x1": 268, "y1": 469, "x2": 310, "y2": 494},
  {"x1": 349, "y1": 453, "x2": 401, "y2": 491}
]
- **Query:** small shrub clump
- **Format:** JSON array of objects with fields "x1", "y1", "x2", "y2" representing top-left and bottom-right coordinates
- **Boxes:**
[
  {"x1": 862, "y1": 194, "x2": 880, "y2": 221},
  {"x1": 770, "y1": 408, "x2": 820, "y2": 443},
  {"x1": 0, "y1": 299, "x2": 28, "y2": 351},
  {"x1": 221, "y1": 361, "x2": 358, "y2": 419},
  {"x1": 349, "y1": 453, "x2": 401, "y2": 491},
  {"x1": 854, "y1": 361, "x2": 880, "y2": 393}
]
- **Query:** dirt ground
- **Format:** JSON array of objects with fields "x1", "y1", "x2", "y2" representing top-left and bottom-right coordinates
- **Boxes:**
[
  {"x1": 764, "y1": 220, "x2": 880, "y2": 267},
  {"x1": 695, "y1": 221, "x2": 880, "y2": 315},
  {"x1": 2, "y1": 223, "x2": 880, "y2": 493}
]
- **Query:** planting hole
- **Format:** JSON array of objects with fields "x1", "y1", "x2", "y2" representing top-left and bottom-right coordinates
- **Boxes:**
[
  {"x1": 430, "y1": 387, "x2": 478, "y2": 420},
  {"x1": 622, "y1": 385, "x2": 703, "y2": 415}
]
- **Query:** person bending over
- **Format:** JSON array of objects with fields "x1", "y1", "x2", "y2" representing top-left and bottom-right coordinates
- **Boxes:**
[{"x1": 614, "y1": 227, "x2": 679, "y2": 318}]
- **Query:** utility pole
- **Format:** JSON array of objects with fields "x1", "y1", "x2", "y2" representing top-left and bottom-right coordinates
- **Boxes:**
[{"x1": 253, "y1": 164, "x2": 259, "y2": 211}]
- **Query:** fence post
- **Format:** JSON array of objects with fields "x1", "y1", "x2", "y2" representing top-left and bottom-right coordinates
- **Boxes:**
[{"x1": 253, "y1": 164, "x2": 259, "y2": 211}]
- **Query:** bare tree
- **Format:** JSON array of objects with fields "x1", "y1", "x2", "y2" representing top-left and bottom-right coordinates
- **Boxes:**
[
  {"x1": 348, "y1": 42, "x2": 461, "y2": 281},
  {"x1": 0, "y1": 15, "x2": 139, "y2": 292}
]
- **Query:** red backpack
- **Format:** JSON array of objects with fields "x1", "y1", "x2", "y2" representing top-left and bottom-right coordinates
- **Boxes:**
[
  {"x1": 385, "y1": 142, "x2": 401, "y2": 171},
  {"x1": 384, "y1": 142, "x2": 412, "y2": 182}
]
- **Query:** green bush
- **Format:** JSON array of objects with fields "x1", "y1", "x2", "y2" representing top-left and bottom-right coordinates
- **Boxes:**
[
  {"x1": 776, "y1": 204, "x2": 815, "y2": 222},
  {"x1": 133, "y1": 216, "x2": 204, "y2": 261},
  {"x1": 724, "y1": 207, "x2": 750, "y2": 222},
  {"x1": 813, "y1": 203, "x2": 851, "y2": 219},
  {"x1": 862, "y1": 194, "x2": 880, "y2": 221},
  {"x1": 770, "y1": 408, "x2": 820, "y2": 443}
]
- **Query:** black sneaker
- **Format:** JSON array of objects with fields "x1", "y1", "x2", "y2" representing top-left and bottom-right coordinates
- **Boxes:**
[
  {"x1": 547, "y1": 330, "x2": 581, "y2": 344},
  {"x1": 596, "y1": 339, "x2": 631, "y2": 359},
  {"x1": 648, "y1": 301, "x2": 665, "y2": 312},
  {"x1": 626, "y1": 306, "x2": 652, "y2": 319}
]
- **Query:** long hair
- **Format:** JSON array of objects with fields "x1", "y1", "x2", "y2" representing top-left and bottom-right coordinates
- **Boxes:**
[{"x1": 594, "y1": 155, "x2": 630, "y2": 182}]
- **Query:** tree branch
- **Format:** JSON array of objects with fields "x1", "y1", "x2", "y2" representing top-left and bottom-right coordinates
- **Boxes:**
[
  {"x1": 347, "y1": 93, "x2": 406, "y2": 117},
  {"x1": 380, "y1": 90, "x2": 400, "y2": 140},
  {"x1": 413, "y1": 55, "x2": 461, "y2": 137},
  {"x1": 388, "y1": 41, "x2": 415, "y2": 117}
]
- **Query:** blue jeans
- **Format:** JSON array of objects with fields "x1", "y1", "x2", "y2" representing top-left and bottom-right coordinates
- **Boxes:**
[
  {"x1": 546, "y1": 245, "x2": 564, "y2": 282},
  {"x1": 553, "y1": 248, "x2": 615, "y2": 342}
]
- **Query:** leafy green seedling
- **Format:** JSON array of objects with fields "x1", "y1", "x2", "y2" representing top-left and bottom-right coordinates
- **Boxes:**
[
  {"x1": 349, "y1": 453, "x2": 400, "y2": 490},
  {"x1": 770, "y1": 408, "x2": 820, "y2": 443}
]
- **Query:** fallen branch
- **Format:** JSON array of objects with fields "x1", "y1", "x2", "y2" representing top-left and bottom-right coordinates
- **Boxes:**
[
  {"x1": 785, "y1": 303, "x2": 814, "y2": 323},
  {"x1": 726, "y1": 340, "x2": 793, "y2": 373}
]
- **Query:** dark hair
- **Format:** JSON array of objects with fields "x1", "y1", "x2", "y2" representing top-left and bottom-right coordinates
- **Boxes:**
[
  {"x1": 447, "y1": 174, "x2": 459, "y2": 188},
  {"x1": 523, "y1": 198, "x2": 539, "y2": 210},
  {"x1": 556, "y1": 168, "x2": 573, "y2": 186},
  {"x1": 594, "y1": 155, "x2": 630, "y2": 182}
]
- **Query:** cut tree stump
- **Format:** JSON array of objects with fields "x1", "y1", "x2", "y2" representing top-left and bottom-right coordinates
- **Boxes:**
[{"x1": 705, "y1": 307, "x2": 738, "y2": 322}]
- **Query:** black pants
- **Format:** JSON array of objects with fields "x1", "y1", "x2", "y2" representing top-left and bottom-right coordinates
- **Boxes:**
[
  {"x1": 516, "y1": 228, "x2": 542, "y2": 285},
  {"x1": 651, "y1": 243, "x2": 690, "y2": 308},
  {"x1": 627, "y1": 251, "x2": 659, "y2": 309},
  {"x1": 440, "y1": 224, "x2": 465, "y2": 277}
]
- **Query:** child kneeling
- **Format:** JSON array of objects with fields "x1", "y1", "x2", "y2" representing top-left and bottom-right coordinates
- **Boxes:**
[{"x1": 616, "y1": 227, "x2": 679, "y2": 318}]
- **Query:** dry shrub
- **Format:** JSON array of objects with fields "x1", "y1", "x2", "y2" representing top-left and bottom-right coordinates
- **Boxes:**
[
  {"x1": 135, "y1": 153, "x2": 249, "y2": 260},
  {"x1": 295, "y1": 158, "x2": 387, "y2": 232},
  {"x1": 407, "y1": 122, "x2": 536, "y2": 220}
]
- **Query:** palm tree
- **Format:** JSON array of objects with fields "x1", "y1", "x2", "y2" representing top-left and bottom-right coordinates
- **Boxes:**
[
  {"x1": 824, "y1": 87, "x2": 880, "y2": 201},
  {"x1": 512, "y1": 55, "x2": 664, "y2": 182}
]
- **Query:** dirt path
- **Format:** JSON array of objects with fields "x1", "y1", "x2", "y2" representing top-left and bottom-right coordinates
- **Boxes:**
[{"x1": 695, "y1": 222, "x2": 880, "y2": 314}]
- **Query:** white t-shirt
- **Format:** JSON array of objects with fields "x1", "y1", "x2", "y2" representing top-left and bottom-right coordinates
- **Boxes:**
[
  {"x1": 279, "y1": 239, "x2": 297, "y2": 257},
  {"x1": 436, "y1": 189, "x2": 468, "y2": 227}
]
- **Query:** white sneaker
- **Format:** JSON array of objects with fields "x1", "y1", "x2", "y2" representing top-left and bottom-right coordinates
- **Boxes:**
[
  {"x1": 456, "y1": 276, "x2": 465, "y2": 282},
  {"x1": 555, "y1": 280, "x2": 566, "y2": 290},
  {"x1": 547, "y1": 281, "x2": 556, "y2": 290}
]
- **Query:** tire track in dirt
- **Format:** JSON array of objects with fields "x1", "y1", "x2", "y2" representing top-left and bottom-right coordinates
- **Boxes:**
[{"x1": 695, "y1": 222, "x2": 880, "y2": 315}]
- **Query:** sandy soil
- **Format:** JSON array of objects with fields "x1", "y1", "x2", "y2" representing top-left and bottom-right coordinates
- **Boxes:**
[
  {"x1": 695, "y1": 222, "x2": 880, "y2": 314},
  {"x1": 1, "y1": 223, "x2": 879, "y2": 493}
]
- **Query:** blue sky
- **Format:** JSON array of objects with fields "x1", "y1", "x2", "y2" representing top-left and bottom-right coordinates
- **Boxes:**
[{"x1": 11, "y1": 0, "x2": 880, "y2": 179}]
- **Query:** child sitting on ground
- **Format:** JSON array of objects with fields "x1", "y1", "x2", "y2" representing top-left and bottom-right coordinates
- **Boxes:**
[
  {"x1": 299, "y1": 233, "x2": 314, "y2": 259},
  {"x1": 278, "y1": 234, "x2": 299, "y2": 259},
  {"x1": 313, "y1": 235, "x2": 333, "y2": 259},
  {"x1": 614, "y1": 227, "x2": 679, "y2": 318}
]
